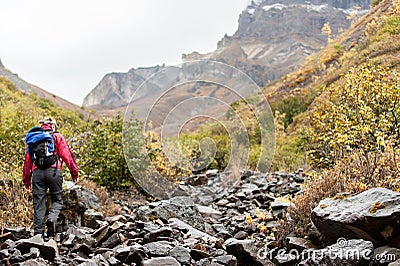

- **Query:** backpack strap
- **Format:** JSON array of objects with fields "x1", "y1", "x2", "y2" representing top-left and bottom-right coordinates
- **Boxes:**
[{"x1": 49, "y1": 131, "x2": 59, "y2": 177}]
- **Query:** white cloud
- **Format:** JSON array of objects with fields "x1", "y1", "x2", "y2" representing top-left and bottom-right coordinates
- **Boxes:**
[{"x1": 0, "y1": 0, "x2": 248, "y2": 105}]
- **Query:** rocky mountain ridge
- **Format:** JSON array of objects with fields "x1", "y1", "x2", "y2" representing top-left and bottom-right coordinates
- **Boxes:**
[{"x1": 83, "y1": 0, "x2": 371, "y2": 110}]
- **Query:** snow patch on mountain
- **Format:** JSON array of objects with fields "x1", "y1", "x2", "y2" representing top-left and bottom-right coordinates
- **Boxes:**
[
  {"x1": 306, "y1": 4, "x2": 328, "y2": 12},
  {"x1": 247, "y1": 0, "x2": 263, "y2": 7},
  {"x1": 263, "y1": 4, "x2": 287, "y2": 11},
  {"x1": 245, "y1": 2, "x2": 369, "y2": 16},
  {"x1": 247, "y1": 8, "x2": 255, "y2": 15},
  {"x1": 339, "y1": 8, "x2": 370, "y2": 16}
]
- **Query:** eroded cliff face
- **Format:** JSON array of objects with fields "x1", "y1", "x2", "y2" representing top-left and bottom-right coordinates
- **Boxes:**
[
  {"x1": 83, "y1": 0, "x2": 371, "y2": 109},
  {"x1": 184, "y1": 0, "x2": 370, "y2": 86}
]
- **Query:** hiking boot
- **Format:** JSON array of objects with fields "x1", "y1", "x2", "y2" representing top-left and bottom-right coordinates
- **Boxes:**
[{"x1": 46, "y1": 220, "x2": 56, "y2": 238}]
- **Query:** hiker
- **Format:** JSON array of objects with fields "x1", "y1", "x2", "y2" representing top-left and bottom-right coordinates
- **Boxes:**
[{"x1": 22, "y1": 116, "x2": 79, "y2": 238}]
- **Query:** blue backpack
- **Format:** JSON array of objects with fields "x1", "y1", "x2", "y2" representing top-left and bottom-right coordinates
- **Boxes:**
[{"x1": 26, "y1": 126, "x2": 57, "y2": 169}]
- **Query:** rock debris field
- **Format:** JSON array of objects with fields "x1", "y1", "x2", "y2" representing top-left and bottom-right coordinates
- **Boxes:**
[{"x1": 1, "y1": 170, "x2": 400, "y2": 265}]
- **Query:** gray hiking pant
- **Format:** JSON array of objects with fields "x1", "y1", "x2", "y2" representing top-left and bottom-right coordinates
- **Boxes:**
[{"x1": 32, "y1": 168, "x2": 63, "y2": 235}]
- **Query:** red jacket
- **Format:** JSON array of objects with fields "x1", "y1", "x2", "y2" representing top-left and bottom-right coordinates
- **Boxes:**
[{"x1": 22, "y1": 124, "x2": 79, "y2": 188}]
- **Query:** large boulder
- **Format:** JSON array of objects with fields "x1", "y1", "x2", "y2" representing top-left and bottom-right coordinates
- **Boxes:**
[
  {"x1": 298, "y1": 239, "x2": 374, "y2": 266},
  {"x1": 61, "y1": 181, "x2": 102, "y2": 227},
  {"x1": 312, "y1": 188, "x2": 400, "y2": 247},
  {"x1": 137, "y1": 196, "x2": 205, "y2": 231},
  {"x1": 169, "y1": 218, "x2": 217, "y2": 242},
  {"x1": 15, "y1": 235, "x2": 58, "y2": 262}
]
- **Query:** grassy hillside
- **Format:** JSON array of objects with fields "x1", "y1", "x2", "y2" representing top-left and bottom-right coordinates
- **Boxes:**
[
  {"x1": 0, "y1": 76, "x2": 88, "y2": 227},
  {"x1": 266, "y1": 0, "x2": 400, "y2": 242},
  {"x1": 259, "y1": 0, "x2": 400, "y2": 167},
  {"x1": 0, "y1": 77, "x2": 143, "y2": 228},
  {"x1": 0, "y1": 61, "x2": 93, "y2": 115},
  {"x1": 266, "y1": 0, "x2": 400, "y2": 128}
]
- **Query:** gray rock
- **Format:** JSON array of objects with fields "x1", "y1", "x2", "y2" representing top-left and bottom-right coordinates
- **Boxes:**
[
  {"x1": 62, "y1": 182, "x2": 101, "y2": 225},
  {"x1": 142, "y1": 256, "x2": 181, "y2": 266},
  {"x1": 106, "y1": 214, "x2": 127, "y2": 223},
  {"x1": 91, "y1": 254, "x2": 109, "y2": 266},
  {"x1": 389, "y1": 259, "x2": 400, "y2": 266},
  {"x1": 144, "y1": 241, "x2": 174, "y2": 256},
  {"x1": 373, "y1": 246, "x2": 400, "y2": 264},
  {"x1": 83, "y1": 209, "x2": 104, "y2": 229},
  {"x1": 107, "y1": 256, "x2": 121, "y2": 266},
  {"x1": 0, "y1": 249, "x2": 9, "y2": 260},
  {"x1": 169, "y1": 218, "x2": 217, "y2": 242},
  {"x1": 233, "y1": 231, "x2": 248, "y2": 240},
  {"x1": 115, "y1": 245, "x2": 147, "y2": 265},
  {"x1": 270, "y1": 197, "x2": 294, "y2": 210},
  {"x1": 1, "y1": 239, "x2": 15, "y2": 250},
  {"x1": 16, "y1": 235, "x2": 58, "y2": 262},
  {"x1": 146, "y1": 226, "x2": 173, "y2": 242},
  {"x1": 20, "y1": 257, "x2": 48, "y2": 265},
  {"x1": 64, "y1": 225, "x2": 96, "y2": 247},
  {"x1": 298, "y1": 239, "x2": 373, "y2": 266},
  {"x1": 286, "y1": 237, "x2": 318, "y2": 252},
  {"x1": 29, "y1": 247, "x2": 40, "y2": 258},
  {"x1": 212, "y1": 224, "x2": 226, "y2": 233},
  {"x1": 273, "y1": 252, "x2": 298, "y2": 266},
  {"x1": 0, "y1": 232, "x2": 15, "y2": 243},
  {"x1": 215, "y1": 255, "x2": 237, "y2": 266},
  {"x1": 190, "y1": 248, "x2": 210, "y2": 261},
  {"x1": 312, "y1": 188, "x2": 400, "y2": 247},
  {"x1": 216, "y1": 231, "x2": 233, "y2": 240},
  {"x1": 76, "y1": 260, "x2": 98, "y2": 266},
  {"x1": 170, "y1": 246, "x2": 192, "y2": 265},
  {"x1": 196, "y1": 205, "x2": 223, "y2": 220},
  {"x1": 206, "y1": 169, "x2": 219, "y2": 177},
  {"x1": 92, "y1": 224, "x2": 111, "y2": 244},
  {"x1": 110, "y1": 221, "x2": 124, "y2": 232},
  {"x1": 3, "y1": 227, "x2": 30, "y2": 240},
  {"x1": 289, "y1": 173, "x2": 304, "y2": 183},
  {"x1": 62, "y1": 233, "x2": 76, "y2": 247},
  {"x1": 241, "y1": 183, "x2": 259, "y2": 194},
  {"x1": 184, "y1": 174, "x2": 208, "y2": 186},
  {"x1": 100, "y1": 233, "x2": 120, "y2": 248},
  {"x1": 225, "y1": 238, "x2": 274, "y2": 266},
  {"x1": 71, "y1": 243, "x2": 93, "y2": 256},
  {"x1": 139, "y1": 196, "x2": 205, "y2": 231},
  {"x1": 216, "y1": 199, "x2": 230, "y2": 207}
]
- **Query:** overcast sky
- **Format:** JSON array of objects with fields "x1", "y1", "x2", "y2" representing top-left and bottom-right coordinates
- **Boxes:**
[{"x1": 0, "y1": 0, "x2": 248, "y2": 105}]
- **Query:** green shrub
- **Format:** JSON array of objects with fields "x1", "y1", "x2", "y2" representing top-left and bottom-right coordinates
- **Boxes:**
[
  {"x1": 378, "y1": 16, "x2": 400, "y2": 36},
  {"x1": 371, "y1": 0, "x2": 383, "y2": 7},
  {"x1": 271, "y1": 96, "x2": 308, "y2": 129},
  {"x1": 77, "y1": 114, "x2": 147, "y2": 189},
  {"x1": 308, "y1": 63, "x2": 400, "y2": 168}
]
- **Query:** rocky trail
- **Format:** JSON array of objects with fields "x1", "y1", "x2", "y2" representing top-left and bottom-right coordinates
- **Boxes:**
[{"x1": 1, "y1": 170, "x2": 400, "y2": 265}]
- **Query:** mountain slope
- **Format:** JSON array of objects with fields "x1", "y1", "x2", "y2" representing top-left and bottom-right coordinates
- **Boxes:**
[
  {"x1": 0, "y1": 59, "x2": 89, "y2": 114},
  {"x1": 184, "y1": 0, "x2": 370, "y2": 85},
  {"x1": 263, "y1": 0, "x2": 400, "y2": 132},
  {"x1": 83, "y1": 0, "x2": 371, "y2": 110},
  {"x1": 266, "y1": 0, "x2": 398, "y2": 97}
]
